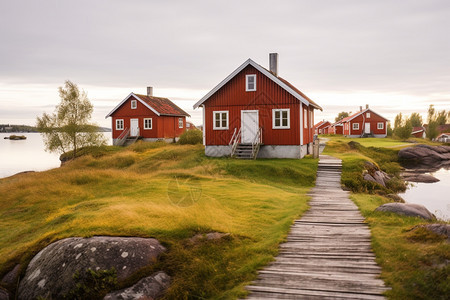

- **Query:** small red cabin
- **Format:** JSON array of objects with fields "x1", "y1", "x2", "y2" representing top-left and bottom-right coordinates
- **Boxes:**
[
  {"x1": 314, "y1": 120, "x2": 331, "y2": 135},
  {"x1": 330, "y1": 122, "x2": 344, "y2": 135},
  {"x1": 340, "y1": 107, "x2": 388, "y2": 138},
  {"x1": 193, "y1": 54, "x2": 322, "y2": 159},
  {"x1": 106, "y1": 88, "x2": 190, "y2": 145}
]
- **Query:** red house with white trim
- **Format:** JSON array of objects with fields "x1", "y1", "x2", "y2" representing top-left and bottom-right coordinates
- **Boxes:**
[
  {"x1": 314, "y1": 120, "x2": 331, "y2": 135},
  {"x1": 106, "y1": 87, "x2": 190, "y2": 145},
  {"x1": 193, "y1": 54, "x2": 322, "y2": 159},
  {"x1": 330, "y1": 122, "x2": 344, "y2": 135},
  {"x1": 339, "y1": 106, "x2": 388, "y2": 138}
]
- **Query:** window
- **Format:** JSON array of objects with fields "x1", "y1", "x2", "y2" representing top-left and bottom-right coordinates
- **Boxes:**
[
  {"x1": 144, "y1": 118, "x2": 152, "y2": 130},
  {"x1": 131, "y1": 100, "x2": 137, "y2": 109},
  {"x1": 213, "y1": 111, "x2": 228, "y2": 130},
  {"x1": 377, "y1": 122, "x2": 384, "y2": 130},
  {"x1": 352, "y1": 123, "x2": 359, "y2": 130},
  {"x1": 304, "y1": 110, "x2": 307, "y2": 128},
  {"x1": 178, "y1": 118, "x2": 183, "y2": 128},
  {"x1": 116, "y1": 119, "x2": 124, "y2": 130},
  {"x1": 246, "y1": 74, "x2": 256, "y2": 91},
  {"x1": 273, "y1": 109, "x2": 290, "y2": 129},
  {"x1": 366, "y1": 112, "x2": 371, "y2": 118}
]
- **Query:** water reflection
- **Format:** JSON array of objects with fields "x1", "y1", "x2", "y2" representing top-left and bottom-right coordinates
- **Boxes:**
[{"x1": 399, "y1": 166, "x2": 450, "y2": 221}]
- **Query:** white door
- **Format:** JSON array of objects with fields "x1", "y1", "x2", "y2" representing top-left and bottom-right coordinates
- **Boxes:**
[
  {"x1": 241, "y1": 110, "x2": 259, "y2": 143},
  {"x1": 130, "y1": 119, "x2": 139, "y2": 136},
  {"x1": 364, "y1": 123, "x2": 371, "y2": 134}
]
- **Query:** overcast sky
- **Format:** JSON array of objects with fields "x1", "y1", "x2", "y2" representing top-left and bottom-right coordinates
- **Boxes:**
[{"x1": 1, "y1": 0, "x2": 449, "y2": 127}]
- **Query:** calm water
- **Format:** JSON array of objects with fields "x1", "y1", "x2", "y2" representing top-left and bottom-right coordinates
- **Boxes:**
[
  {"x1": 0, "y1": 133, "x2": 111, "y2": 178},
  {"x1": 399, "y1": 168, "x2": 450, "y2": 221}
]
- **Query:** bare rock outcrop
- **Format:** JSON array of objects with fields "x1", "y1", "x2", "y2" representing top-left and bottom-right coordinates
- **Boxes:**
[
  {"x1": 103, "y1": 271, "x2": 170, "y2": 300},
  {"x1": 18, "y1": 236, "x2": 166, "y2": 300},
  {"x1": 363, "y1": 161, "x2": 391, "y2": 187},
  {"x1": 375, "y1": 203, "x2": 435, "y2": 220},
  {"x1": 398, "y1": 145, "x2": 450, "y2": 162}
]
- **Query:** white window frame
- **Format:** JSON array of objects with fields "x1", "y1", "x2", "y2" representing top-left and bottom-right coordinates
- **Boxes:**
[
  {"x1": 213, "y1": 111, "x2": 229, "y2": 130},
  {"x1": 131, "y1": 99, "x2": 137, "y2": 109},
  {"x1": 377, "y1": 122, "x2": 384, "y2": 130},
  {"x1": 116, "y1": 119, "x2": 124, "y2": 130},
  {"x1": 304, "y1": 110, "x2": 307, "y2": 128},
  {"x1": 272, "y1": 109, "x2": 290, "y2": 129},
  {"x1": 353, "y1": 123, "x2": 359, "y2": 130},
  {"x1": 366, "y1": 112, "x2": 371, "y2": 118},
  {"x1": 143, "y1": 118, "x2": 152, "y2": 130},
  {"x1": 246, "y1": 74, "x2": 256, "y2": 91},
  {"x1": 178, "y1": 118, "x2": 184, "y2": 128}
]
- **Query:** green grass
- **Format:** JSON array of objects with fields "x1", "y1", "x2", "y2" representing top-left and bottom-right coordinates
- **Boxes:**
[
  {"x1": 321, "y1": 136, "x2": 441, "y2": 150},
  {"x1": 0, "y1": 142, "x2": 317, "y2": 299},
  {"x1": 351, "y1": 194, "x2": 449, "y2": 299}
]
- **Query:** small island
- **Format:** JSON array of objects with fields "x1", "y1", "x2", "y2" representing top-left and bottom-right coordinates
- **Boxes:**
[{"x1": 4, "y1": 135, "x2": 27, "y2": 140}]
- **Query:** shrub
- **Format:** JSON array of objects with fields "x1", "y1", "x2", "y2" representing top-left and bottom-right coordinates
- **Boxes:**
[{"x1": 178, "y1": 130, "x2": 203, "y2": 145}]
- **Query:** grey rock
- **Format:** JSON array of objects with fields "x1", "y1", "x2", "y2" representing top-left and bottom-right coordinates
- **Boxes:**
[
  {"x1": 375, "y1": 203, "x2": 435, "y2": 220},
  {"x1": 18, "y1": 236, "x2": 166, "y2": 300},
  {"x1": 422, "y1": 224, "x2": 450, "y2": 241},
  {"x1": 386, "y1": 194, "x2": 405, "y2": 203},
  {"x1": 364, "y1": 170, "x2": 390, "y2": 187},
  {"x1": 103, "y1": 271, "x2": 171, "y2": 300},
  {"x1": 189, "y1": 232, "x2": 230, "y2": 244},
  {"x1": 399, "y1": 144, "x2": 450, "y2": 161},
  {"x1": 402, "y1": 173, "x2": 440, "y2": 183},
  {"x1": 0, "y1": 288, "x2": 9, "y2": 300},
  {"x1": 1, "y1": 264, "x2": 20, "y2": 286}
]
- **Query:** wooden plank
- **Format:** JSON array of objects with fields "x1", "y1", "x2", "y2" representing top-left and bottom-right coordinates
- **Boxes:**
[{"x1": 243, "y1": 155, "x2": 387, "y2": 299}]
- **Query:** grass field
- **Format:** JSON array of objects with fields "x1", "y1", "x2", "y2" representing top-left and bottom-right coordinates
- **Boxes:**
[
  {"x1": 0, "y1": 142, "x2": 317, "y2": 299},
  {"x1": 320, "y1": 135, "x2": 441, "y2": 149}
]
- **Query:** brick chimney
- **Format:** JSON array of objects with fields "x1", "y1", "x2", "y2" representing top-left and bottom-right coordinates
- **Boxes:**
[
  {"x1": 360, "y1": 106, "x2": 363, "y2": 112},
  {"x1": 366, "y1": 104, "x2": 369, "y2": 109},
  {"x1": 269, "y1": 53, "x2": 278, "y2": 76},
  {"x1": 147, "y1": 86, "x2": 153, "y2": 97}
]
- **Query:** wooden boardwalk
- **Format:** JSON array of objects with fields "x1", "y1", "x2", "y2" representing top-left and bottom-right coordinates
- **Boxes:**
[{"x1": 245, "y1": 155, "x2": 389, "y2": 299}]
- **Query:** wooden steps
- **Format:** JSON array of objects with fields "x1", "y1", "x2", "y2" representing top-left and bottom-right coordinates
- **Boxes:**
[{"x1": 244, "y1": 155, "x2": 389, "y2": 299}]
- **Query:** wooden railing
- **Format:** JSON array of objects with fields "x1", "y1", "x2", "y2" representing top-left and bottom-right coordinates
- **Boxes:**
[
  {"x1": 251, "y1": 127, "x2": 262, "y2": 159},
  {"x1": 229, "y1": 127, "x2": 241, "y2": 157},
  {"x1": 116, "y1": 128, "x2": 130, "y2": 146}
]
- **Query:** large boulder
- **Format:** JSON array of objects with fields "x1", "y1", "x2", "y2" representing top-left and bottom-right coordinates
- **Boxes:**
[
  {"x1": 401, "y1": 172, "x2": 440, "y2": 183},
  {"x1": 18, "y1": 236, "x2": 166, "y2": 300},
  {"x1": 0, "y1": 288, "x2": 9, "y2": 300},
  {"x1": 103, "y1": 271, "x2": 170, "y2": 300},
  {"x1": 398, "y1": 145, "x2": 450, "y2": 162},
  {"x1": 375, "y1": 203, "x2": 435, "y2": 220},
  {"x1": 363, "y1": 161, "x2": 390, "y2": 187}
]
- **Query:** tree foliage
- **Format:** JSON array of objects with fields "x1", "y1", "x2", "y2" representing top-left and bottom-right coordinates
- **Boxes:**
[
  {"x1": 335, "y1": 111, "x2": 350, "y2": 122},
  {"x1": 426, "y1": 105, "x2": 440, "y2": 140},
  {"x1": 36, "y1": 80, "x2": 106, "y2": 158},
  {"x1": 409, "y1": 112, "x2": 423, "y2": 127},
  {"x1": 393, "y1": 113, "x2": 412, "y2": 140}
]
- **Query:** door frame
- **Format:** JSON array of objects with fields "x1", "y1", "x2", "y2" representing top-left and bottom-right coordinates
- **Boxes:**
[
  {"x1": 241, "y1": 110, "x2": 259, "y2": 143},
  {"x1": 130, "y1": 118, "x2": 139, "y2": 136},
  {"x1": 364, "y1": 122, "x2": 371, "y2": 134}
]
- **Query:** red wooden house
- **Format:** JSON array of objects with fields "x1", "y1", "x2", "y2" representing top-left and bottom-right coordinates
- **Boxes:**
[
  {"x1": 330, "y1": 122, "x2": 344, "y2": 135},
  {"x1": 193, "y1": 53, "x2": 322, "y2": 159},
  {"x1": 106, "y1": 87, "x2": 190, "y2": 145},
  {"x1": 339, "y1": 106, "x2": 388, "y2": 138},
  {"x1": 411, "y1": 126, "x2": 426, "y2": 138},
  {"x1": 314, "y1": 120, "x2": 331, "y2": 135}
]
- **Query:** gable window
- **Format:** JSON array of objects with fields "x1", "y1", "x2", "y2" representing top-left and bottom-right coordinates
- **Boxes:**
[
  {"x1": 213, "y1": 111, "x2": 228, "y2": 130},
  {"x1": 366, "y1": 112, "x2": 371, "y2": 118},
  {"x1": 273, "y1": 109, "x2": 290, "y2": 129},
  {"x1": 116, "y1": 119, "x2": 124, "y2": 130},
  {"x1": 352, "y1": 123, "x2": 359, "y2": 130},
  {"x1": 178, "y1": 118, "x2": 184, "y2": 128},
  {"x1": 377, "y1": 122, "x2": 384, "y2": 130},
  {"x1": 144, "y1": 118, "x2": 152, "y2": 130},
  {"x1": 131, "y1": 100, "x2": 137, "y2": 109},
  {"x1": 246, "y1": 74, "x2": 256, "y2": 91}
]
